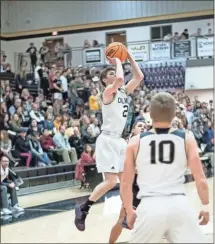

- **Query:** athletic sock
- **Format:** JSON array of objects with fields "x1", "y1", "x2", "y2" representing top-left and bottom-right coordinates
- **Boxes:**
[{"x1": 81, "y1": 199, "x2": 95, "y2": 212}]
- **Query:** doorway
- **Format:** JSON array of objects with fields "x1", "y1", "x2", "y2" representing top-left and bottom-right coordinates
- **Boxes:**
[{"x1": 106, "y1": 31, "x2": 127, "y2": 46}]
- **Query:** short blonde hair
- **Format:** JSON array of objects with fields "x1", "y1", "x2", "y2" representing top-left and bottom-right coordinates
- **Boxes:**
[{"x1": 150, "y1": 92, "x2": 176, "y2": 123}]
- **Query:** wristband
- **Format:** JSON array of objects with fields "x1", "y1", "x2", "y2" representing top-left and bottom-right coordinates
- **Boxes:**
[{"x1": 202, "y1": 204, "x2": 209, "y2": 212}]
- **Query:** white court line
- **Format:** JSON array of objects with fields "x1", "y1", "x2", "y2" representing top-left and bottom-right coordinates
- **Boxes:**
[{"x1": 26, "y1": 208, "x2": 66, "y2": 212}]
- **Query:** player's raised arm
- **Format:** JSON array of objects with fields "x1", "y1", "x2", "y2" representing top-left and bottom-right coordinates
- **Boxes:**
[
  {"x1": 186, "y1": 134, "x2": 209, "y2": 225},
  {"x1": 103, "y1": 57, "x2": 124, "y2": 97},
  {"x1": 125, "y1": 53, "x2": 144, "y2": 95}
]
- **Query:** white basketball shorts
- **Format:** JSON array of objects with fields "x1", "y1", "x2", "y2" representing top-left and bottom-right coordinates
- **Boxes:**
[
  {"x1": 129, "y1": 195, "x2": 205, "y2": 243},
  {"x1": 95, "y1": 133, "x2": 127, "y2": 173}
]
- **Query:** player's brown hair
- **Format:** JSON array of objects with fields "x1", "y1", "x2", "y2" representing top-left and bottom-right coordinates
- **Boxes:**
[
  {"x1": 100, "y1": 67, "x2": 116, "y2": 87},
  {"x1": 150, "y1": 92, "x2": 176, "y2": 123}
]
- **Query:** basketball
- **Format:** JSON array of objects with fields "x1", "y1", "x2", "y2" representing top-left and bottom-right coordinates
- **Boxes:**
[{"x1": 105, "y1": 42, "x2": 127, "y2": 62}]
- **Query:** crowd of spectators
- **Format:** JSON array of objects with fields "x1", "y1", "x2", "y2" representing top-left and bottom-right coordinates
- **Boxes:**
[{"x1": 0, "y1": 48, "x2": 214, "y2": 215}]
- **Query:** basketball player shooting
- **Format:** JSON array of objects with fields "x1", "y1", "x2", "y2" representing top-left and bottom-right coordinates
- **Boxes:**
[
  {"x1": 74, "y1": 49, "x2": 144, "y2": 232},
  {"x1": 121, "y1": 92, "x2": 209, "y2": 243}
]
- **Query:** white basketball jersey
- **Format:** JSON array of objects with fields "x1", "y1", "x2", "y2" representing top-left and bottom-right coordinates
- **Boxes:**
[
  {"x1": 101, "y1": 87, "x2": 128, "y2": 135},
  {"x1": 136, "y1": 128, "x2": 187, "y2": 198}
]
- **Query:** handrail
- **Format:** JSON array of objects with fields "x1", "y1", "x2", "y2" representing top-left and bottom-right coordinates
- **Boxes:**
[{"x1": 14, "y1": 35, "x2": 214, "y2": 72}]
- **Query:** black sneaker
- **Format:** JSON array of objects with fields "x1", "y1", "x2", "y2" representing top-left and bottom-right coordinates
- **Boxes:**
[{"x1": 74, "y1": 204, "x2": 88, "y2": 231}]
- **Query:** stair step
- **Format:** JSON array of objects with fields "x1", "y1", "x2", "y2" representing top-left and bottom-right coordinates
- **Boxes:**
[
  {"x1": 14, "y1": 164, "x2": 75, "y2": 178},
  {"x1": 21, "y1": 171, "x2": 74, "y2": 188}
]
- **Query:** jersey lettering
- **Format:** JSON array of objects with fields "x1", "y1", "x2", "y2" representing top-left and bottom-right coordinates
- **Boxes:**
[
  {"x1": 122, "y1": 105, "x2": 128, "y2": 117},
  {"x1": 118, "y1": 97, "x2": 128, "y2": 104},
  {"x1": 149, "y1": 140, "x2": 175, "y2": 164}
]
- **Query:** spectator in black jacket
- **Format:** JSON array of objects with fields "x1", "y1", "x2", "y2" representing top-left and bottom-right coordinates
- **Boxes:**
[
  {"x1": 81, "y1": 125, "x2": 96, "y2": 145},
  {"x1": 69, "y1": 127, "x2": 84, "y2": 158},
  {"x1": 1, "y1": 155, "x2": 24, "y2": 215},
  {"x1": 14, "y1": 128, "x2": 35, "y2": 167}
]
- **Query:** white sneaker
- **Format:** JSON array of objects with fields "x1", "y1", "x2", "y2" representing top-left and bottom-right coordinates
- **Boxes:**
[
  {"x1": 11, "y1": 204, "x2": 24, "y2": 212},
  {"x1": 3, "y1": 208, "x2": 12, "y2": 215}
]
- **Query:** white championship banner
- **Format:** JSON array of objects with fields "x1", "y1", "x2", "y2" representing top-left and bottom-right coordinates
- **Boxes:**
[
  {"x1": 150, "y1": 42, "x2": 171, "y2": 60},
  {"x1": 197, "y1": 36, "x2": 214, "y2": 57},
  {"x1": 127, "y1": 43, "x2": 149, "y2": 62}
]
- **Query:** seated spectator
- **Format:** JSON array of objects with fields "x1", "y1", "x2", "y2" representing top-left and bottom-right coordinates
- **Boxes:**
[
  {"x1": 0, "y1": 130, "x2": 19, "y2": 167},
  {"x1": 89, "y1": 89, "x2": 99, "y2": 112},
  {"x1": 53, "y1": 125, "x2": 77, "y2": 164},
  {"x1": 202, "y1": 121, "x2": 214, "y2": 149},
  {"x1": 208, "y1": 28, "x2": 213, "y2": 35},
  {"x1": 75, "y1": 144, "x2": 95, "y2": 185},
  {"x1": 69, "y1": 126, "x2": 84, "y2": 158},
  {"x1": 28, "y1": 120, "x2": 42, "y2": 136},
  {"x1": 20, "y1": 101, "x2": 31, "y2": 127},
  {"x1": 89, "y1": 118, "x2": 100, "y2": 137},
  {"x1": 192, "y1": 121, "x2": 203, "y2": 147},
  {"x1": 10, "y1": 113, "x2": 21, "y2": 133},
  {"x1": 185, "y1": 124, "x2": 195, "y2": 137},
  {"x1": 181, "y1": 29, "x2": 189, "y2": 39},
  {"x1": 1, "y1": 155, "x2": 24, "y2": 215},
  {"x1": 20, "y1": 88, "x2": 30, "y2": 102},
  {"x1": 14, "y1": 128, "x2": 34, "y2": 167},
  {"x1": 5, "y1": 91, "x2": 14, "y2": 110},
  {"x1": 53, "y1": 115, "x2": 62, "y2": 132},
  {"x1": 9, "y1": 98, "x2": 22, "y2": 116},
  {"x1": 29, "y1": 132, "x2": 52, "y2": 167},
  {"x1": 29, "y1": 103, "x2": 44, "y2": 127},
  {"x1": 44, "y1": 113, "x2": 55, "y2": 135},
  {"x1": 82, "y1": 125, "x2": 97, "y2": 145},
  {"x1": 1, "y1": 113, "x2": 11, "y2": 131}
]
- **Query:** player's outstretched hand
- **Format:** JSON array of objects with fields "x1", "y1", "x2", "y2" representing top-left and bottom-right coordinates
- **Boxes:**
[
  {"x1": 106, "y1": 56, "x2": 121, "y2": 65},
  {"x1": 127, "y1": 209, "x2": 137, "y2": 230},
  {"x1": 199, "y1": 211, "x2": 209, "y2": 225}
]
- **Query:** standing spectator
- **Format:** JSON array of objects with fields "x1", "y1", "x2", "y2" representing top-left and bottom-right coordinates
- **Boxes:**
[
  {"x1": 53, "y1": 71, "x2": 63, "y2": 115},
  {"x1": 181, "y1": 29, "x2": 189, "y2": 39},
  {"x1": 1, "y1": 155, "x2": 24, "y2": 215},
  {"x1": 53, "y1": 125, "x2": 78, "y2": 164},
  {"x1": 26, "y1": 43, "x2": 37, "y2": 72},
  {"x1": 63, "y1": 43, "x2": 72, "y2": 68},
  {"x1": 39, "y1": 42, "x2": 49, "y2": 63},
  {"x1": 60, "y1": 69, "x2": 69, "y2": 101}
]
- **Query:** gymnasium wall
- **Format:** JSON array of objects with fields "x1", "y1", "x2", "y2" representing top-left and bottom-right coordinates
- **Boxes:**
[
  {"x1": 1, "y1": 1, "x2": 213, "y2": 33},
  {"x1": 185, "y1": 89, "x2": 214, "y2": 102},
  {"x1": 3, "y1": 18, "x2": 214, "y2": 70},
  {"x1": 185, "y1": 66, "x2": 214, "y2": 90}
]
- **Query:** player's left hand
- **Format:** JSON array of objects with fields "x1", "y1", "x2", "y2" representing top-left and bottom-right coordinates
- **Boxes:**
[
  {"x1": 106, "y1": 56, "x2": 121, "y2": 65},
  {"x1": 199, "y1": 211, "x2": 209, "y2": 225},
  {"x1": 127, "y1": 209, "x2": 137, "y2": 230}
]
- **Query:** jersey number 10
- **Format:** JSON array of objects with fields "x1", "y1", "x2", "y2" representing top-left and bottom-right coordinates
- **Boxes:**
[{"x1": 149, "y1": 140, "x2": 175, "y2": 164}]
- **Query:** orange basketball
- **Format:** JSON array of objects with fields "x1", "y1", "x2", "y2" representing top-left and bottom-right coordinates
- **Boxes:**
[{"x1": 105, "y1": 42, "x2": 127, "y2": 62}]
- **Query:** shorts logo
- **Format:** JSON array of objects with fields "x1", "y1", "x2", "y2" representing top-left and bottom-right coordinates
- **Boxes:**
[{"x1": 111, "y1": 166, "x2": 115, "y2": 170}]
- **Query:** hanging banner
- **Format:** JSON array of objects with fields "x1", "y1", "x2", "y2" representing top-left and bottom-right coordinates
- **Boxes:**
[
  {"x1": 140, "y1": 59, "x2": 187, "y2": 91},
  {"x1": 83, "y1": 48, "x2": 104, "y2": 65},
  {"x1": 197, "y1": 36, "x2": 214, "y2": 57},
  {"x1": 150, "y1": 42, "x2": 171, "y2": 60},
  {"x1": 127, "y1": 43, "x2": 149, "y2": 62},
  {"x1": 173, "y1": 40, "x2": 191, "y2": 58}
]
